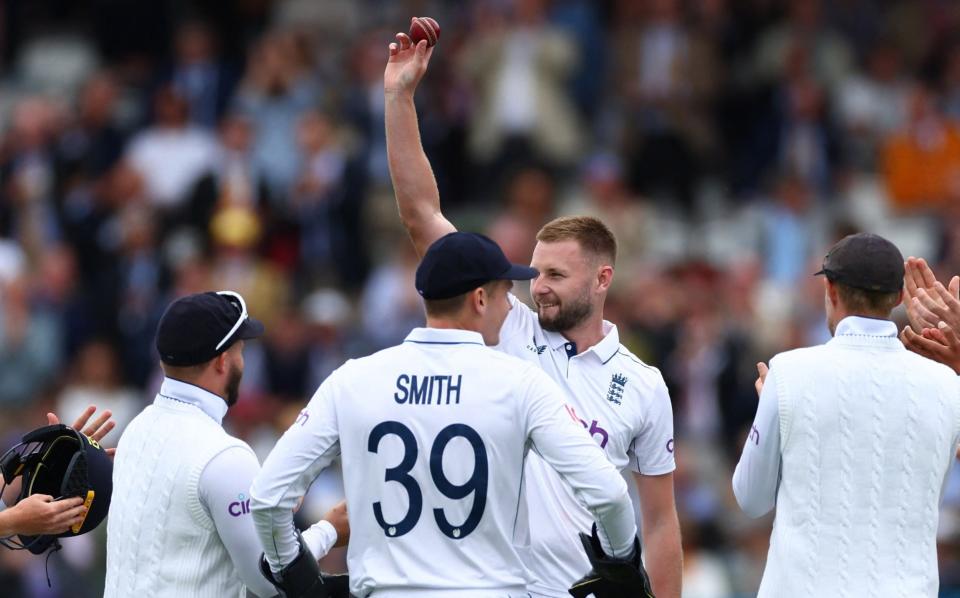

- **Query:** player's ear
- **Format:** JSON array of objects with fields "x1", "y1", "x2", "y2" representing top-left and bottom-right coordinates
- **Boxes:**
[
  {"x1": 826, "y1": 278, "x2": 839, "y2": 307},
  {"x1": 596, "y1": 264, "x2": 614, "y2": 292},
  {"x1": 473, "y1": 286, "x2": 487, "y2": 313},
  {"x1": 213, "y1": 351, "x2": 229, "y2": 374}
]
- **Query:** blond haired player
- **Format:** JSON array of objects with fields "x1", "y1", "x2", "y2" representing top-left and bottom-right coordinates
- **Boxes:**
[{"x1": 383, "y1": 36, "x2": 681, "y2": 598}]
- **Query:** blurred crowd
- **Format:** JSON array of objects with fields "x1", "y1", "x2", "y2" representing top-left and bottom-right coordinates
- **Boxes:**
[{"x1": 3, "y1": 0, "x2": 960, "y2": 596}]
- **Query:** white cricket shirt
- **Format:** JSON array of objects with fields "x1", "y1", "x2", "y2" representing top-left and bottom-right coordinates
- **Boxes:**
[
  {"x1": 496, "y1": 294, "x2": 675, "y2": 596},
  {"x1": 250, "y1": 327, "x2": 638, "y2": 598}
]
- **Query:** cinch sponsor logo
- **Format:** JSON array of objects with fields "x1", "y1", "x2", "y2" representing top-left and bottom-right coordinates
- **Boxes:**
[
  {"x1": 295, "y1": 409, "x2": 310, "y2": 427},
  {"x1": 229, "y1": 493, "x2": 251, "y2": 517},
  {"x1": 564, "y1": 405, "x2": 609, "y2": 449}
]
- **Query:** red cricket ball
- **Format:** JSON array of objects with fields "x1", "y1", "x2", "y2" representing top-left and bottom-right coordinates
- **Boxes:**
[{"x1": 410, "y1": 17, "x2": 440, "y2": 48}]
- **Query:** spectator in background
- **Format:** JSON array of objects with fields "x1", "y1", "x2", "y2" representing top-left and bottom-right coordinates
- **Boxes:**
[
  {"x1": 207, "y1": 204, "x2": 289, "y2": 330},
  {"x1": 184, "y1": 112, "x2": 273, "y2": 252},
  {"x1": 33, "y1": 243, "x2": 94, "y2": 362},
  {"x1": 168, "y1": 21, "x2": 237, "y2": 129},
  {"x1": 0, "y1": 274, "x2": 62, "y2": 408},
  {"x1": 258, "y1": 304, "x2": 313, "y2": 416},
  {"x1": 344, "y1": 32, "x2": 393, "y2": 186},
  {"x1": 301, "y1": 288, "x2": 352, "y2": 392},
  {"x1": 360, "y1": 240, "x2": 423, "y2": 350},
  {"x1": 461, "y1": 0, "x2": 582, "y2": 176},
  {"x1": 233, "y1": 31, "x2": 321, "y2": 199},
  {"x1": 55, "y1": 71, "x2": 127, "y2": 190},
  {"x1": 0, "y1": 98, "x2": 62, "y2": 259},
  {"x1": 559, "y1": 153, "x2": 651, "y2": 275},
  {"x1": 110, "y1": 202, "x2": 167, "y2": 387},
  {"x1": 125, "y1": 85, "x2": 219, "y2": 209},
  {"x1": 760, "y1": 173, "x2": 825, "y2": 287},
  {"x1": 615, "y1": 0, "x2": 718, "y2": 210},
  {"x1": 55, "y1": 339, "x2": 142, "y2": 445},
  {"x1": 769, "y1": 44, "x2": 840, "y2": 196},
  {"x1": 882, "y1": 83, "x2": 960, "y2": 211},
  {"x1": 487, "y1": 166, "x2": 556, "y2": 264},
  {"x1": 292, "y1": 109, "x2": 348, "y2": 286},
  {"x1": 941, "y1": 42, "x2": 960, "y2": 122},
  {"x1": 835, "y1": 39, "x2": 910, "y2": 170},
  {"x1": 753, "y1": 0, "x2": 852, "y2": 92}
]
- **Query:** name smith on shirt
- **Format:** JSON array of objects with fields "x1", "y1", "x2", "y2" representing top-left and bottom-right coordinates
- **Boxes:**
[{"x1": 394, "y1": 374, "x2": 463, "y2": 405}]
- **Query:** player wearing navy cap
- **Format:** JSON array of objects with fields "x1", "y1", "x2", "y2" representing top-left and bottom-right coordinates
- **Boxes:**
[
  {"x1": 383, "y1": 33, "x2": 680, "y2": 598},
  {"x1": 104, "y1": 291, "x2": 348, "y2": 598},
  {"x1": 250, "y1": 232, "x2": 650, "y2": 597}
]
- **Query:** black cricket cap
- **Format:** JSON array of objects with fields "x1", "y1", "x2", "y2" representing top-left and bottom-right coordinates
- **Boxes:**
[
  {"x1": 814, "y1": 233, "x2": 905, "y2": 293},
  {"x1": 415, "y1": 232, "x2": 539, "y2": 300},
  {"x1": 156, "y1": 291, "x2": 264, "y2": 366}
]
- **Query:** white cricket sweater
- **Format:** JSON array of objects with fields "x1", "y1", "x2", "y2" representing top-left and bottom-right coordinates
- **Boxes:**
[
  {"x1": 749, "y1": 317, "x2": 960, "y2": 597},
  {"x1": 103, "y1": 381, "x2": 256, "y2": 598}
]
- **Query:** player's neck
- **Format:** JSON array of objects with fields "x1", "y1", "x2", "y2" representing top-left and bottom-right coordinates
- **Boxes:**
[
  {"x1": 425, "y1": 317, "x2": 482, "y2": 336},
  {"x1": 559, "y1": 313, "x2": 606, "y2": 355}
]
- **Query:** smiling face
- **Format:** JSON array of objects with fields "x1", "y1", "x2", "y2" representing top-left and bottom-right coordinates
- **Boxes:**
[
  {"x1": 530, "y1": 239, "x2": 600, "y2": 332},
  {"x1": 530, "y1": 216, "x2": 617, "y2": 334}
]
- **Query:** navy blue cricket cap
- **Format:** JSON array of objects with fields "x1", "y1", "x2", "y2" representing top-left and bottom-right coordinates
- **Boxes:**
[
  {"x1": 156, "y1": 291, "x2": 264, "y2": 366},
  {"x1": 814, "y1": 232, "x2": 905, "y2": 293},
  {"x1": 415, "y1": 232, "x2": 539, "y2": 300}
]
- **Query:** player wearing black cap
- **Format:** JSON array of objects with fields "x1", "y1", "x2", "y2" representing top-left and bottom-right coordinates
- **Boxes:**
[
  {"x1": 250, "y1": 232, "x2": 650, "y2": 598},
  {"x1": 104, "y1": 291, "x2": 349, "y2": 598},
  {"x1": 733, "y1": 233, "x2": 960, "y2": 597}
]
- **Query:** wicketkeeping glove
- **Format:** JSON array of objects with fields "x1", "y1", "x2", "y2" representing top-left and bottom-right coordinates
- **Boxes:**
[
  {"x1": 259, "y1": 531, "x2": 351, "y2": 598},
  {"x1": 568, "y1": 524, "x2": 654, "y2": 598}
]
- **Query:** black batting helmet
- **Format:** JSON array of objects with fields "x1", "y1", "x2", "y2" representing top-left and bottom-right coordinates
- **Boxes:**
[{"x1": 0, "y1": 424, "x2": 113, "y2": 554}]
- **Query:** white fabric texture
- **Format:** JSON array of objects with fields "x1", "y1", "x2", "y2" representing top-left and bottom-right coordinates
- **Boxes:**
[
  {"x1": 105, "y1": 378, "x2": 284, "y2": 598},
  {"x1": 495, "y1": 294, "x2": 675, "y2": 595},
  {"x1": 735, "y1": 316, "x2": 960, "y2": 597},
  {"x1": 250, "y1": 327, "x2": 636, "y2": 597}
]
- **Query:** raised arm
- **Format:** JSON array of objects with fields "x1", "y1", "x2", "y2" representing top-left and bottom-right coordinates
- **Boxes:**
[{"x1": 384, "y1": 33, "x2": 456, "y2": 257}]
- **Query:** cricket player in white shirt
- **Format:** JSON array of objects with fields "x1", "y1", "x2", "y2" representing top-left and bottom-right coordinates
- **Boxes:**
[
  {"x1": 382, "y1": 36, "x2": 681, "y2": 597},
  {"x1": 250, "y1": 232, "x2": 651, "y2": 597},
  {"x1": 104, "y1": 291, "x2": 348, "y2": 598},
  {"x1": 733, "y1": 233, "x2": 960, "y2": 597}
]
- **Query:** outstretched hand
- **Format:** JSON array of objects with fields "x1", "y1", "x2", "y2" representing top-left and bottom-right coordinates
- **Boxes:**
[
  {"x1": 904, "y1": 257, "x2": 960, "y2": 331},
  {"x1": 384, "y1": 32, "x2": 434, "y2": 97},
  {"x1": 47, "y1": 406, "x2": 117, "y2": 458}
]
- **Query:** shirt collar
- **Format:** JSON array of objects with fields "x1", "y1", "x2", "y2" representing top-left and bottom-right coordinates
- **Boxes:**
[
  {"x1": 157, "y1": 377, "x2": 229, "y2": 424},
  {"x1": 833, "y1": 315, "x2": 898, "y2": 339},
  {"x1": 404, "y1": 327, "x2": 485, "y2": 346},
  {"x1": 543, "y1": 320, "x2": 620, "y2": 363}
]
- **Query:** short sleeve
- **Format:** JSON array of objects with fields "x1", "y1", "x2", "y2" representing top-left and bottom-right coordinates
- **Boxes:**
[{"x1": 628, "y1": 375, "x2": 676, "y2": 476}]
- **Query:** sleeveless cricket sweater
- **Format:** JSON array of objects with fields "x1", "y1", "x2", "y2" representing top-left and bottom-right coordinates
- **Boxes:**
[
  {"x1": 758, "y1": 330, "x2": 960, "y2": 597},
  {"x1": 104, "y1": 394, "x2": 252, "y2": 598}
]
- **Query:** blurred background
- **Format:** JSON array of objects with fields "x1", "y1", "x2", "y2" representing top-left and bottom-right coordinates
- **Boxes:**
[{"x1": 2, "y1": 0, "x2": 960, "y2": 596}]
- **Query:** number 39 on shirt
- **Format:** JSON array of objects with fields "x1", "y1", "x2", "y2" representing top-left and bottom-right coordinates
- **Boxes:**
[{"x1": 368, "y1": 421, "x2": 488, "y2": 540}]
